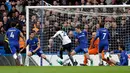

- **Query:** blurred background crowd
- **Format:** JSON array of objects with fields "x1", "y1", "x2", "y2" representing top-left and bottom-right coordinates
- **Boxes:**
[{"x1": 0, "y1": 0, "x2": 130, "y2": 54}]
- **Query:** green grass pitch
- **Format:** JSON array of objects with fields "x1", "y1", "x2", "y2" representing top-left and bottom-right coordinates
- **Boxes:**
[{"x1": 0, "y1": 66, "x2": 130, "y2": 73}]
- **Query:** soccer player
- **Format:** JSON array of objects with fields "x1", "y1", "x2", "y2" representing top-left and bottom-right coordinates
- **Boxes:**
[
  {"x1": 50, "y1": 26, "x2": 75, "y2": 66},
  {"x1": 93, "y1": 23, "x2": 111, "y2": 66},
  {"x1": 25, "y1": 31, "x2": 52, "y2": 65},
  {"x1": 6, "y1": 22, "x2": 25, "y2": 66},
  {"x1": 111, "y1": 45, "x2": 128, "y2": 66},
  {"x1": 70, "y1": 25, "x2": 93, "y2": 66},
  {"x1": 81, "y1": 32, "x2": 99, "y2": 66},
  {"x1": 88, "y1": 32, "x2": 99, "y2": 55}
]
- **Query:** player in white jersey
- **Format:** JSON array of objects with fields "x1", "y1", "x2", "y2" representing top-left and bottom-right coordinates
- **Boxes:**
[{"x1": 50, "y1": 26, "x2": 75, "y2": 66}]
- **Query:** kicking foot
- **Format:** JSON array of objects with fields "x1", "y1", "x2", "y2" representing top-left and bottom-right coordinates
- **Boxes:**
[
  {"x1": 49, "y1": 63, "x2": 53, "y2": 66},
  {"x1": 73, "y1": 61, "x2": 78, "y2": 66},
  {"x1": 56, "y1": 60, "x2": 63, "y2": 65},
  {"x1": 99, "y1": 63, "x2": 104, "y2": 66}
]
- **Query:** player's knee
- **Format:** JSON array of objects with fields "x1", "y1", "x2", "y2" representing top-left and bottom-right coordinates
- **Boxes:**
[
  {"x1": 85, "y1": 53, "x2": 90, "y2": 59},
  {"x1": 27, "y1": 52, "x2": 32, "y2": 57},
  {"x1": 41, "y1": 54, "x2": 46, "y2": 59},
  {"x1": 13, "y1": 53, "x2": 18, "y2": 59},
  {"x1": 70, "y1": 51, "x2": 75, "y2": 56}
]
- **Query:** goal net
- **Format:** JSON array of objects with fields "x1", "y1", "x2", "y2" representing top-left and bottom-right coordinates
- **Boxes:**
[{"x1": 26, "y1": 5, "x2": 130, "y2": 65}]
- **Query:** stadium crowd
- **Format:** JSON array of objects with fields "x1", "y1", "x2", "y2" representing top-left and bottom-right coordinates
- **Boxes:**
[{"x1": 0, "y1": 0, "x2": 130, "y2": 54}]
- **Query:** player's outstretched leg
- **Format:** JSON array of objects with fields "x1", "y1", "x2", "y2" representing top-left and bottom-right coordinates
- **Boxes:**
[
  {"x1": 57, "y1": 52, "x2": 75, "y2": 66},
  {"x1": 99, "y1": 53, "x2": 104, "y2": 66},
  {"x1": 68, "y1": 53, "x2": 75, "y2": 66},
  {"x1": 13, "y1": 53, "x2": 20, "y2": 66},
  {"x1": 41, "y1": 54, "x2": 52, "y2": 66},
  {"x1": 102, "y1": 51, "x2": 115, "y2": 66},
  {"x1": 18, "y1": 53, "x2": 23, "y2": 66},
  {"x1": 70, "y1": 50, "x2": 78, "y2": 66},
  {"x1": 57, "y1": 48, "x2": 63, "y2": 59},
  {"x1": 85, "y1": 53, "x2": 93, "y2": 66}
]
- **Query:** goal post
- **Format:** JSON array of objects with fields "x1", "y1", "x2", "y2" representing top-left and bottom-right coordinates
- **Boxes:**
[{"x1": 26, "y1": 5, "x2": 130, "y2": 66}]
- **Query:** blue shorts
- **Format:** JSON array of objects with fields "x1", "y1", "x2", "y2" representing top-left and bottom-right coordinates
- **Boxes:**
[
  {"x1": 74, "y1": 45, "x2": 88, "y2": 53},
  {"x1": 99, "y1": 43, "x2": 109, "y2": 53},
  {"x1": 30, "y1": 48, "x2": 43, "y2": 57},
  {"x1": 9, "y1": 43, "x2": 20, "y2": 55}
]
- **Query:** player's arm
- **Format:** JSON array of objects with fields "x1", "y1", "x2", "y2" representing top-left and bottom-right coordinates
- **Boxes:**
[
  {"x1": 51, "y1": 31, "x2": 60, "y2": 39},
  {"x1": 92, "y1": 30, "x2": 99, "y2": 46},
  {"x1": 49, "y1": 31, "x2": 60, "y2": 47}
]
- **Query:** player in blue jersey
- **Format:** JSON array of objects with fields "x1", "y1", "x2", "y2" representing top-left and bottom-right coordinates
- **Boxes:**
[
  {"x1": 93, "y1": 23, "x2": 112, "y2": 66},
  {"x1": 111, "y1": 45, "x2": 128, "y2": 66},
  {"x1": 70, "y1": 25, "x2": 93, "y2": 66},
  {"x1": 6, "y1": 22, "x2": 25, "y2": 65},
  {"x1": 117, "y1": 46, "x2": 128, "y2": 66},
  {"x1": 26, "y1": 31, "x2": 52, "y2": 66}
]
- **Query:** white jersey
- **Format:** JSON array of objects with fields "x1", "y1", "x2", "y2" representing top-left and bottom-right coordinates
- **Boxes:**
[{"x1": 52, "y1": 30, "x2": 71, "y2": 45}]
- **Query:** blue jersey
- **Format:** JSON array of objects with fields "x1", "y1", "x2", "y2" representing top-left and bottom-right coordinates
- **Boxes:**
[
  {"x1": 75, "y1": 30, "x2": 88, "y2": 47},
  {"x1": 120, "y1": 51, "x2": 128, "y2": 66},
  {"x1": 27, "y1": 37, "x2": 39, "y2": 50},
  {"x1": 6, "y1": 27, "x2": 20, "y2": 43},
  {"x1": 96, "y1": 28, "x2": 110, "y2": 44}
]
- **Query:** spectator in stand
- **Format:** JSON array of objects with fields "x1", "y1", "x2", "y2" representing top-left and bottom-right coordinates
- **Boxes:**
[
  {"x1": 81, "y1": 0, "x2": 86, "y2": 5},
  {"x1": 0, "y1": 4, "x2": 6, "y2": 14},
  {"x1": 81, "y1": 16, "x2": 87, "y2": 25},
  {"x1": 16, "y1": 0, "x2": 23, "y2": 13},
  {"x1": 116, "y1": 0, "x2": 130, "y2": 5},
  {"x1": 62, "y1": 21, "x2": 71, "y2": 33},
  {"x1": 5, "y1": 0, "x2": 12, "y2": 12},
  {"x1": 3, "y1": 16, "x2": 10, "y2": 31},
  {"x1": 19, "y1": 14, "x2": 25, "y2": 26},
  {"x1": 109, "y1": 21, "x2": 119, "y2": 50},
  {"x1": 104, "y1": 16, "x2": 112, "y2": 29},
  {"x1": 86, "y1": 0, "x2": 92, "y2": 5},
  {"x1": 118, "y1": 16, "x2": 127, "y2": 46},
  {"x1": 0, "y1": 21, "x2": 4, "y2": 34},
  {"x1": 1, "y1": 12, "x2": 8, "y2": 19},
  {"x1": 30, "y1": 15, "x2": 37, "y2": 25},
  {"x1": 100, "y1": 0, "x2": 107, "y2": 5},
  {"x1": 53, "y1": 0, "x2": 58, "y2": 6},
  {"x1": 32, "y1": 21, "x2": 40, "y2": 34},
  {"x1": 22, "y1": 24, "x2": 26, "y2": 36},
  {"x1": 92, "y1": 0, "x2": 98, "y2": 5}
]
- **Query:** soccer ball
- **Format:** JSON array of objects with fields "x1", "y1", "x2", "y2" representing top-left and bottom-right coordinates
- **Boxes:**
[{"x1": 104, "y1": 52, "x2": 111, "y2": 60}]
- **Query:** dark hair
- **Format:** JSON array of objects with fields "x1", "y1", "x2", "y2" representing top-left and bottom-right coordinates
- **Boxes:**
[
  {"x1": 75, "y1": 25, "x2": 81, "y2": 29},
  {"x1": 120, "y1": 45, "x2": 125, "y2": 50},
  {"x1": 11, "y1": 22, "x2": 16, "y2": 27},
  {"x1": 55, "y1": 26, "x2": 61, "y2": 31},
  {"x1": 30, "y1": 30, "x2": 35, "y2": 35},
  {"x1": 100, "y1": 23, "x2": 104, "y2": 28}
]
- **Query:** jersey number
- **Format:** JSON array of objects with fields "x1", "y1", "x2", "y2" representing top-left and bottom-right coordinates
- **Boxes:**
[
  {"x1": 103, "y1": 33, "x2": 106, "y2": 39},
  {"x1": 10, "y1": 32, "x2": 14, "y2": 38}
]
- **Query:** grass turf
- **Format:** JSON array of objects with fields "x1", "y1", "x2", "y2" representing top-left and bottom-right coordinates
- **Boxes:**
[{"x1": 0, "y1": 66, "x2": 129, "y2": 73}]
